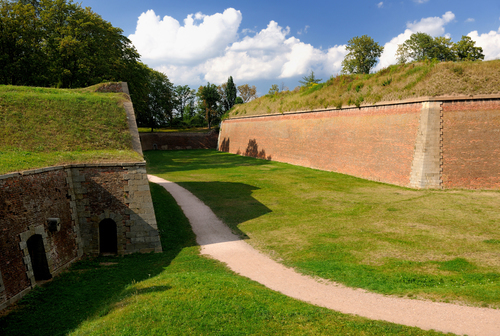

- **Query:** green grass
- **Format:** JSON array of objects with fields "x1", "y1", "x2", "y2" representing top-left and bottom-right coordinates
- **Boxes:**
[
  {"x1": 145, "y1": 150, "x2": 500, "y2": 308},
  {"x1": 0, "y1": 182, "x2": 445, "y2": 335},
  {"x1": 0, "y1": 85, "x2": 142, "y2": 174},
  {"x1": 230, "y1": 60, "x2": 500, "y2": 117},
  {"x1": 0, "y1": 150, "x2": 143, "y2": 175}
]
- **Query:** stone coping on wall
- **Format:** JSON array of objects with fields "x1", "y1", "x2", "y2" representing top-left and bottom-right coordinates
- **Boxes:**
[
  {"x1": 226, "y1": 94, "x2": 500, "y2": 121},
  {"x1": 0, "y1": 161, "x2": 146, "y2": 180}
]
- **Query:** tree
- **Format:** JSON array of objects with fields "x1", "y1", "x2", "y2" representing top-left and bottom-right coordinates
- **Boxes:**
[
  {"x1": 237, "y1": 84, "x2": 257, "y2": 103},
  {"x1": 341, "y1": 35, "x2": 383, "y2": 74},
  {"x1": 234, "y1": 97, "x2": 244, "y2": 104},
  {"x1": 141, "y1": 69, "x2": 174, "y2": 132},
  {"x1": 453, "y1": 35, "x2": 484, "y2": 61},
  {"x1": 224, "y1": 76, "x2": 237, "y2": 110},
  {"x1": 396, "y1": 32, "x2": 456, "y2": 63},
  {"x1": 299, "y1": 71, "x2": 322, "y2": 87},
  {"x1": 268, "y1": 84, "x2": 280, "y2": 95},
  {"x1": 0, "y1": 0, "x2": 141, "y2": 87},
  {"x1": 198, "y1": 83, "x2": 221, "y2": 129},
  {"x1": 173, "y1": 85, "x2": 195, "y2": 119}
]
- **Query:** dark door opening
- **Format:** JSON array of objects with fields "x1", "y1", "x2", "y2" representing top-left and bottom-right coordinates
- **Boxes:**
[
  {"x1": 27, "y1": 234, "x2": 52, "y2": 281},
  {"x1": 99, "y1": 218, "x2": 118, "y2": 254}
]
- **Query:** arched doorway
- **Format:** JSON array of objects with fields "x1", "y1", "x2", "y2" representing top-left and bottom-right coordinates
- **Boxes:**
[
  {"x1": 99, "y1": 218, "x2": 118, "y2": 254},
  {"x1": 27, "y1": 234, "x2": 52, "y2": 281}
]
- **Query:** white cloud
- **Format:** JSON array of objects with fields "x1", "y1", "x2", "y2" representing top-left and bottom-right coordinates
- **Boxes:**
[
  {"x1": 413, "y1": 0, "x2": 429, "y2": 3},
  {"x1": 375, "y1": 11, "x2": 455, "y2": 70},
  {"x1": 129, "y1": 8, "x2": 242, "y2": 65},
  {"x1": 468, "y1": 27, "x2": 500, "y2": 60},
  {"x1": 465, "y1": 18, "x2": 475, "y2": 23},
  {"x1": 377, "y1": 2, "x2": 383, "y2": 8},
  {"x1": 131, "y1": 11, "x2": 347, "y2": 86},
  {"x1": 297, "y1": 25, "x2": 310, "y2": 35},
  {"x1": 406, "y1": 11, "x2": 455, "y2": 36}
]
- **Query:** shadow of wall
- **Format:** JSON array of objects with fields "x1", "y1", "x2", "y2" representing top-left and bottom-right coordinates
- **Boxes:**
[{"x1": 140, "y1": 131, "x2": 219, "y2": 151}]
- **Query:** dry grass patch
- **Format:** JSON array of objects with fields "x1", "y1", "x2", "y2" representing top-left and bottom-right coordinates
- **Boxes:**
[{"x1": 230, "y1": 60, "x2": 500, "y2": 117}]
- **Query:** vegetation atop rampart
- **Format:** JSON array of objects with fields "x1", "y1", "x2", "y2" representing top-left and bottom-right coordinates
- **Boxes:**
[
  {"x1": 0, "y1": 84, "x2": 142, "y2": 174},
  {"x1": 230, "y1": 60, "x2": 500, "y2": 117}
]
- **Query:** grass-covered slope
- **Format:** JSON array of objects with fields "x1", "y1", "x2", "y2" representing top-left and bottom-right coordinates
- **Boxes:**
[
  {"x1": 146, "y1": 150, "x2": 500, "y2": 309},
  {"x1": 0, "y1": 84, "x2": 142, "y2": 174},
  {"x1": 231, "y1": 60, "x2": 500, "y2": 117}
]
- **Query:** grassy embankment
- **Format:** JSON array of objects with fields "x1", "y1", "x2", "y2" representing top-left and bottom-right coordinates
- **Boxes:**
[
  {"x1": 230, "y1": 60, "x2": 500, "y2": 117},
  {"x1": 146, "y1": 150, "x2": 500, "y2": 309},
  {"x1": 0, "y1": 85, "x2": 142, "y2": 174},
  {"x1": 0, "y1": 182, "x2": 444, "y2": 336}
]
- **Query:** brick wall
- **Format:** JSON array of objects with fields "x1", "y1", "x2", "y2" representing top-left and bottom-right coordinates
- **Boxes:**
[
  {"x1": 140, "y1": 131, "x2": 219, "y2": 151},
  {"x1": 0, "y1": 162, "x2": 161, "y2": 310},
  {"x1": 220, "y1": 104, "x2": 422, "y2": 186},
  {"x1": 442, "y1": 100, "x2": 500, "y2": 189},
  {"x1": 0, "y1": 169, "x2": 78, "y2": 306}
]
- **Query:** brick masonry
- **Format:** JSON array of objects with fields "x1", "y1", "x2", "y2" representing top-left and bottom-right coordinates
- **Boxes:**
[
  {"x1": 219, "y1": 96, "x2": 500, "y2": 190},
  {"x1": 220, "y1": 104, "x2": 422, "y2": 186},
  {"x1": 442, "y1": 100, "x2": 500, "y2": 189},
  {"x1": 140, "y1": 131, "x2": 219, "y2": 151},
  {"x1": 0, "y1": 162, "x2": 162, "y2": 311}
]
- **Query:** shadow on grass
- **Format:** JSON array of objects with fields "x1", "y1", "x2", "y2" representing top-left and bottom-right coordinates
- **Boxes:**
[
  {"x1": 145, "y1": 149, "x2": 271, "y2": 174},
  {"x1": 0, "y1": 183, "x2": 195, "y2": 336},
  {"x1": 175, "y1": 181, "x2": 272, "y2": 239}
]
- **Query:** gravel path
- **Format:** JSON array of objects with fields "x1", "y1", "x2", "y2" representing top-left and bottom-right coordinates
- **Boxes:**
[{"x1": 149, "y1": 175, "x2": 500, "y2": 336}]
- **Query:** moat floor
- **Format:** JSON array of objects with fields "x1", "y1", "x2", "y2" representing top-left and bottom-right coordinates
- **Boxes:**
[{"x1": 148, "y1": 175, "x2": 500, "y2": 336}]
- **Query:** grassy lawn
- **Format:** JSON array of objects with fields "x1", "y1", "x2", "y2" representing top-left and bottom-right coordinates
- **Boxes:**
[
  {"x1": 0, "y1": 85, "x2": 141, "y2": 174},
  {"x1": 0, "y1": 183, "x2": 444, "y2": 335},
  {"x1": 145, "y1": 150, "x2": 500, "y2": 308}
]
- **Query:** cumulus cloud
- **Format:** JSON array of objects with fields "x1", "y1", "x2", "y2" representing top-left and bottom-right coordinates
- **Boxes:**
[
  {"x1": 377, "y1": 2, "x2": 383, "y2": 8},
  {"x1": 465, "y1": 18, "x2": 475, "y2": 23},
  {"x1": 375, "y1": 11, "x2": 455, "y2": 70},
  {"x1": 129, "y1": 8, "x2": 242, "y2": 66},
  {"x1": 130, "y1": 10, "x2": 346, "y2": 86},
  {"x1": 413, "y1": 0, "x2": 429, "y2": 3},
  {"x1": 468, "y1": 27, "x2": 500, "y2": 60}
]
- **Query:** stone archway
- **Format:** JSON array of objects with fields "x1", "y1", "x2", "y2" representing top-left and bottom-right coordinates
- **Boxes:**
[
  {"x1": 99, "y1": 218, "x2": 117, "y2": 254},
  {"x1": 27, "y1": 234, "x2": 52, "y2": 281}
]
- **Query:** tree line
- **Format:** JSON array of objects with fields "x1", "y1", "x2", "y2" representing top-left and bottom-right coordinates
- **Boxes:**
[
  {"x1": 267, "y1": 32, "x2": 485, "y2": 94},
  {"x1": 0, "y1": 0, "x2": 257, "y2": 131}
]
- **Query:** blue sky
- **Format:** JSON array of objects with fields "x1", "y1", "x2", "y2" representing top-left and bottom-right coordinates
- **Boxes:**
[{"x1": 79, "y1": 0, "x2": 500, "y2": 95}]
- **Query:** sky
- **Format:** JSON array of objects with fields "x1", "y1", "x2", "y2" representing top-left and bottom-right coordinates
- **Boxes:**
[{"x1": 78, "y1": 0, "x2": 500, "y2": 96}]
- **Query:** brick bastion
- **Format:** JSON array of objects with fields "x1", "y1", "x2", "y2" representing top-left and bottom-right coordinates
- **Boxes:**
[
  {"x1": 0, "y1": 82, "x2": 162, "y2": 311},
  {"x1": 219, "y1": 95, "x2": 500, "y2": 189}
]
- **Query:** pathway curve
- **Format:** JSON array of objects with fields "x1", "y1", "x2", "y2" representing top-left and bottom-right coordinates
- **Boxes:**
[{"x1": 148, "y1": 175, "x2": 500, "y2": 336}]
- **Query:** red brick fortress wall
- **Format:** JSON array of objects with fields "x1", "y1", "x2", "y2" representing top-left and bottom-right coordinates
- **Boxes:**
[
  {"x1": 220, "y1": 104, "x2": 422, "y2": 186},
  {"x1": 140, "y1": 131, "x2": 219, "y2": 151},
  {"x1": 220, "y1": 96, "x2": 500, "y2": 189},
  {"x1": 442, "y1": 100, "x2": 500, "y2": 189}
]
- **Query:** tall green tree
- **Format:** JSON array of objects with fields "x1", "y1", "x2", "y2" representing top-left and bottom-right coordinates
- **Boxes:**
[
  {"x1": 141, "y1": 69, "x2": 174, "y2": 132},
  {"x1": 224, "y1": 76, "x2": 237, "y2": 110},
  {"x1": 396, "y1": 32, "x2": 457, "y2": 63},
  {"x1": 341, "y1": 35, "x2": 383, "y2": 74},
  {"x1": 453, "y1": 35, "x2": 484, "y2": 61},
  {"x1": 0, "y1": 0, "x2": 140, "y2": 88},
  {"x1": 198, "y1": 83, "x2": 221, "y2": 129},
  {"x1": 173, "y1": 85, "x2": 195, "y2": 119}
]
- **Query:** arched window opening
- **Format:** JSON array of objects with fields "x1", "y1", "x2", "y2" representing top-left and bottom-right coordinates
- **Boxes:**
[
  {"x1": 27, "y1": 234, "x2": 52, "y2": 281},
  {"x1": 99, "y1": 218, "x2": 118, "y2": 254}
]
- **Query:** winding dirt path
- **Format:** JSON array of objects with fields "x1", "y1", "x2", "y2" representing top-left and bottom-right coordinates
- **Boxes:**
[{"x1": 149, "y1": 175, "x2": 500, "y2": 336}]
